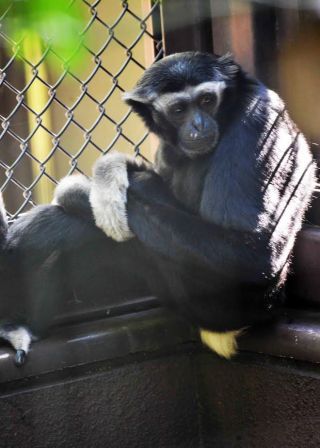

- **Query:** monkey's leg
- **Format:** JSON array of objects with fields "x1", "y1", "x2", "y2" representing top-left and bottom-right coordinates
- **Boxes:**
[
  {"x1": 0, "y1": 324, "x2": 34, "y2": 366},
  {"x1": 0, "y1": 252, "x2": 65, "y2": 367}
]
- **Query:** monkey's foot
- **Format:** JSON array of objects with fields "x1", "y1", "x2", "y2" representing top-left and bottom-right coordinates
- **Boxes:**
[
  {"x1": 52, "y1": 173, "x2": 91, "y2": 217},
  {"x1": 200, "y1": 328, "x2": 244, "y2": 359},
  {"x1": 0, "y1": 324, "x2": 33, "y2": 366},
  {"x1": 15, "y1": 349, "x2": 26, "y2": 366}
]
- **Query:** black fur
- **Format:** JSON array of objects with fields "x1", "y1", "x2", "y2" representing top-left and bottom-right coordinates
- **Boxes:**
[{"x1": 0, "y1": 203, "x2": 151, "y2": 362}]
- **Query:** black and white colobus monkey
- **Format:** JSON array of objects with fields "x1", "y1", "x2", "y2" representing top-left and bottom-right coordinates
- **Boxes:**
[{"x1": 0, "y1": 52, "x2": 316, "y2": 365}]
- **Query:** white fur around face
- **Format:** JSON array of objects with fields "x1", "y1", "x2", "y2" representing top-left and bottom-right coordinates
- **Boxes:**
[
  {"x1": 153, "y1": 81, "x2": 226, "y2": 115},
  {"x1": 90, "y1": 152, "x2": 134, "y2": 242}
]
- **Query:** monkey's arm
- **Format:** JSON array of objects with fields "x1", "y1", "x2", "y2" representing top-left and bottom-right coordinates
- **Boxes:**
[
  {"x1": 89, "y1": 151, "x2": 313, "y2": 287},
  {"x1": 127, "y1": 170, "x2": 272, "y2": 285}
]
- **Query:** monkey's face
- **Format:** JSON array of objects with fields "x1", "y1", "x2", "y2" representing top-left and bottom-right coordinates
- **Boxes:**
[
  {"x1": 152, "y1": 81, "x2": 225, "y2": 158},
  {"x1": 124, "y1": 52, "x2": 239, "y2": 159}
]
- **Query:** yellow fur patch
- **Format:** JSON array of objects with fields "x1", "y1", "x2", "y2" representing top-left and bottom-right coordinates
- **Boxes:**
[{"x1": 200, "y1": 328, "x2": 243, "y2": 359}]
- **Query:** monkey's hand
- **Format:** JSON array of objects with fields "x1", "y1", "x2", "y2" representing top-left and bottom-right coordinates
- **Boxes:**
[{"x1": 90, "y1": 152, "x2": 147, "y2": 242}]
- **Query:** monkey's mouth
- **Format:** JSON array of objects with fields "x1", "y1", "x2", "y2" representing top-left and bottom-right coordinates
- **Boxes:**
[{"x1": 182, "y1": 132, "x2": 219, "y2": 158}]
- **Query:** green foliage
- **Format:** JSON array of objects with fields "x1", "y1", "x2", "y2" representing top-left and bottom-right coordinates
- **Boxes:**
[{"x1": 2, "y1": 0, "x2": 86, "y2": 64}]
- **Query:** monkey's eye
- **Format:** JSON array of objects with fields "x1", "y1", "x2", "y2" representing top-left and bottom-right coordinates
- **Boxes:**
[
  {"x1": 200, "y1": 94, "x2": 217, "y2": 107},
  {"x1": 169, "y1": 103, "x2": 187, "y2": 116}
]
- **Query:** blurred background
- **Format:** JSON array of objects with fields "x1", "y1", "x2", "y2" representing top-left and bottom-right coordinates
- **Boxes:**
[{"x1": 0, "y1": 0, "x2": 319, "y2": 218}]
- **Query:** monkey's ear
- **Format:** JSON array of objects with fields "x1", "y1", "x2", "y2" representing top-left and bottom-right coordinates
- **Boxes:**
[
  {"x1": 123, "y1": 89, "x2": 157, "y2": 131},
  {"x1": 217, "y1": 53, "x2": 239, "y2": 79},
  {"x1": 123, "y1": 88, "x2": 155, "y2": 105}
]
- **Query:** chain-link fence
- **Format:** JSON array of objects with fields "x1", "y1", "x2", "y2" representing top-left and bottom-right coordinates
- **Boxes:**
[{"x1": 0, "y1": 0, "x2": 163, "y2": 218}]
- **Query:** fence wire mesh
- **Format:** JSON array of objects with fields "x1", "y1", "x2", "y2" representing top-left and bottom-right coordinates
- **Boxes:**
[{"x1": 0, "y1": 0, "x2": 163, "y2": 218}]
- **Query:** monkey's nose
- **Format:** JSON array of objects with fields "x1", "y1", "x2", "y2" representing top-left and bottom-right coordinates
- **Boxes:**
[{"x1": 192, "y1": 114, "x2": 205, "y2": 132}]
